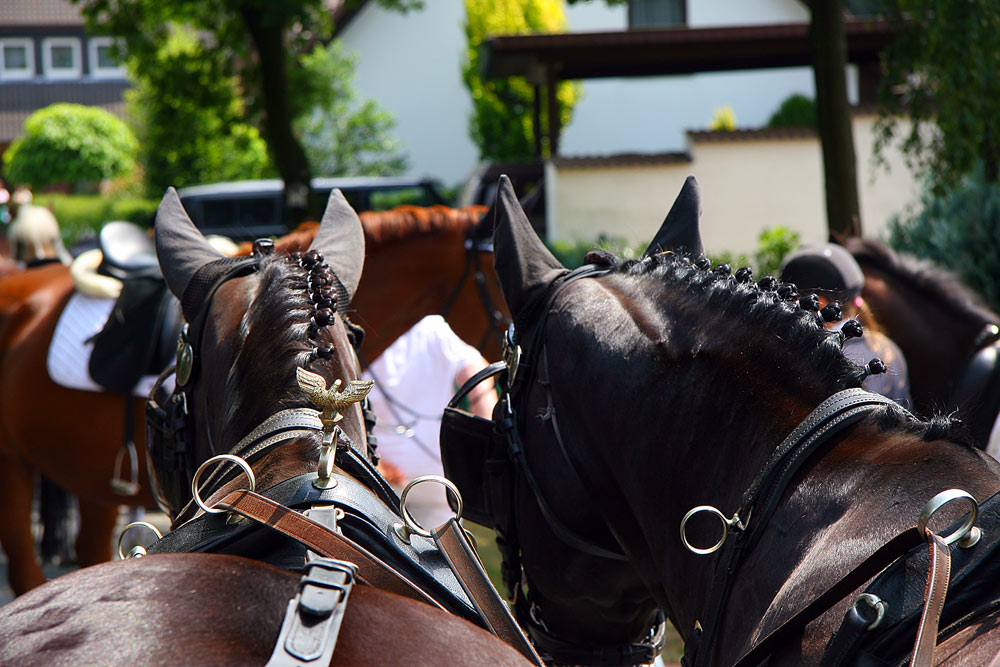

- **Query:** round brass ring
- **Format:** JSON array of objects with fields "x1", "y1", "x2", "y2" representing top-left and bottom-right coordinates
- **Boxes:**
[
  {"x1": 680, "y1": 505, "x2": 729, "y2": 556},
  {"x1": 117, "y1": 521, "x2": 163, "y2": 560},
  {"x1": 917, "y1": 489, "x2": 978, "y2": 546},
  {"x1": 192, "y1": 454, "x2": 256, "y2": 515},
  {"x1": 398, "y1": 475, "x2": 463, "y2": 539}
]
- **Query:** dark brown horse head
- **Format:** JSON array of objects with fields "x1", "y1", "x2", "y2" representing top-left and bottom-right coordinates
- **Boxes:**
[
  {"x1": 843, "y1": 236, "x2": 1000, "y2": 442},
  {"x1": 153, "y1": 187, "x2": 367, "y2": 517},
  {"x1": 490, "y1": 176, "x2": 997, "y2": 663}
]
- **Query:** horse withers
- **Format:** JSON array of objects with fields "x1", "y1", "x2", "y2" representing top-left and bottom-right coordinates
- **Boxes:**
[
  {"x1": 0, "y1": 188, "x2": 530, "y2": 665},
  {"x1": 446, "y1": 176, "x2": 1000, "y2": 665}
]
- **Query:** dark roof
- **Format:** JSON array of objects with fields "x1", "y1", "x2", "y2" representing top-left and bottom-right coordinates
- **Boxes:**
[
  {"x1": 552, "y1": 152, "x2": 691, "y2": 168},
  {"x1": 0, "y1": 0, "x2": 84, "y2": 27},
  {"x1": 0, "y1": 81, "x2": 130, "y2": 112},
  {"x1": 687, "y1": 127, "x2": 817, "y2": 142},
  {"x1": 483, "y1": 20, "x2": 896, "y2": 82}
]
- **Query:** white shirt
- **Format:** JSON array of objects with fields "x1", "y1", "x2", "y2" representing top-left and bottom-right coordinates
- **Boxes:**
[{"x1": 362, "y1": 315, "x2": 484, "y2": 528}]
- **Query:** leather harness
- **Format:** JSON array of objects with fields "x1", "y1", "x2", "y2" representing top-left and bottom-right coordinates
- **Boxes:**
[{"x1": 144, "y1": 247, "x2": 542, "y2": 665}]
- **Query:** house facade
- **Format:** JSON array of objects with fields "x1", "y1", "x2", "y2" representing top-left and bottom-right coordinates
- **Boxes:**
[{"x1": 0, "y1": 0, "x2": 128, "y2": 154}]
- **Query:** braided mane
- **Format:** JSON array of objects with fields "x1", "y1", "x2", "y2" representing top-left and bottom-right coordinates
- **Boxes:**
[{"x1": 590, "y1": 249, "x2": 972, "y2": 445}]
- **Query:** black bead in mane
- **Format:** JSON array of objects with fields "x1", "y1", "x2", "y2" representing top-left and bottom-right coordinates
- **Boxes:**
[
  {"x1": 845, "y1": 237, "x2": 999, "y2": 325},
  {"x1": 598, "y1": 251, "x2": 972, "y2": 446}
]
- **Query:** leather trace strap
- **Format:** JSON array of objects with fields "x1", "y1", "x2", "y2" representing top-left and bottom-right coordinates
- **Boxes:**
[
  {"x1": 266, "y1": 556, "x2": 357, "y2": 667},
  {"x1": 689, "y1": 389, "x2": 903, "y2": 667},
  {"x1": 432, "y1": 518, "x2": 543, "y2": 666},
  {"x1": 911, "y1": 532, "x2": 951, "y2": 667},
  {"x1": 216, "y1": 489, "x2": 441, "y2": 609}
]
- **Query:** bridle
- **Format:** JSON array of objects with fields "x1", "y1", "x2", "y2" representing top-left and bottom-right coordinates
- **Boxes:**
[
  {"x1": 465, "y1": 261, "x2": 668, "y2": 666},
  {"x1": 439, "y1": 230, "x2": 510, "y2": 354}
]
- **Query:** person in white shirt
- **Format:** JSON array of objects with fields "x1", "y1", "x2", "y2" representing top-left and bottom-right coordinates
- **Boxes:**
[{"x1": 363, "y1": 315, "x2": 497, "y2": 529}]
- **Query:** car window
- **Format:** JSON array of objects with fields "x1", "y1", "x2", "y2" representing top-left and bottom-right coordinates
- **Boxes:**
[
  {"x1": 201, "y1": 196, "x2": 279, "y2": 233},
  {"x1": 369, "y1": 187, "x2": 438, "y2": 211}
]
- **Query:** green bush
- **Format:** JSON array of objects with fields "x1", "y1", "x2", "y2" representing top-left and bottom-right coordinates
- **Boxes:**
[
  {"x1": 889, "y1": 165, "x2": 1000, "y2": 311},
  {"x1": 3, "y1": 103, "x2": 138, "y2": 189},
  {"x1": 766, "y1": 94, "x2": 817, "y2": 129},
  {"x1": 33, "y1": 193, "x2": 157, "y2": 246}
]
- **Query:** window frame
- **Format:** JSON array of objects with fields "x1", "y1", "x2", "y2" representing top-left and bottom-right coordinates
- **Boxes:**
[
  {"x1": 0, "y1": 38, "x2": 36, "y2": 80},
  {"x1": 88, "y1": 36, "x2": 126, "y2": 79},
  {"x1": 42, "y1": 36, "x2": 82, "y2": 80}
]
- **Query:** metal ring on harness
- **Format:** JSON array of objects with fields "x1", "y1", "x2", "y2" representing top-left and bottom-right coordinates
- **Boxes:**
[
  {"x1": 680, "y1": 505, "x2": 747, "y2": 556},
  {"x1": 192, "y1": 454, "x2": 256, "y2": 515},
  {"x1": 917, "y1": 488, "x2": 980, "y2": 546},
  {"x1": 393, "y1": 475, "x2": 463, "y2": 542},
  {"x1": 117, "y1": 521, "x2": 163, "y2": 560},
  {"x1": 853, "y1": 593, "x2": 887, "y2": 631}
]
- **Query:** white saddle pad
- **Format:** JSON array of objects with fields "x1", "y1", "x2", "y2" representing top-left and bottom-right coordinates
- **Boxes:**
[{"x1": 47, "y1": 292, "x2": 164, "y2": 397}]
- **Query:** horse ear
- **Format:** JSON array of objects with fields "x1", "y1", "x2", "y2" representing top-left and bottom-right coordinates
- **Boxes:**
[
  {"x1": 492, "y1": 175, "x2": 565, "y2": 319},
  {"x1": 308, "y1": 189, "x2": 365, "y2": 303},
  {"x1": 643, "y1": 175, "x2": 704, "y2": 257},
  {"x1": 154, "y1": 187, "x2": 225, "y2": 300}
]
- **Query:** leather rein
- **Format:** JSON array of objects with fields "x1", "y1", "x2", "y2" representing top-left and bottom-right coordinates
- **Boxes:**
[{"x1": 439, "y1": 231, "x2": 510, "y2": 353}]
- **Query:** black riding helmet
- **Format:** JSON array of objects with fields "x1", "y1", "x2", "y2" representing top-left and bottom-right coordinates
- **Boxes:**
[{"x1": 780, "y1": 243, "x2": 864, "y2": 301}]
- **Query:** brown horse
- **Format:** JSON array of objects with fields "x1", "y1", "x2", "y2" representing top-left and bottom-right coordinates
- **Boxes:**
[
  {"x1": 844, "y1": 237, "x2": 1000, "y2": 445},
  {"x1": 0, "y1": 189, "x2": 527, "y2": 664},
  {"x1": 459, "y1": 177, "x2": 1000, "y2": 665},
  {"x1": 0, "y1": 204, "x2": 506, "y2": 596}
]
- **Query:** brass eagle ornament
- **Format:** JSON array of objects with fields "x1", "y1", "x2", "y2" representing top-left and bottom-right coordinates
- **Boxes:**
[{"x1": 296, "y1": 366, "x2": 373, "y2": 425}]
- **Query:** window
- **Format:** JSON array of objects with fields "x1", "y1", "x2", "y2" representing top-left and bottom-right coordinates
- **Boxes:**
[
  {"x1": 628, "y1": 0, "x2": 686, "y2": 29},
  {"x1": 0, "y1": 38, "x2": 35, "y2": 80},
  {"x1": 88, "y1": 37, "x2": 126, "y2": 79},
  {"x1": 42, "y1": 37, "x2": 82, "y2": 80}
]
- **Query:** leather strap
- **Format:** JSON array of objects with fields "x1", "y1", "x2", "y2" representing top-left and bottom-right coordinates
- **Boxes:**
[
  {"x1": 432, "y1": 518, "x2": 544, "y2": 666},
  {"x1": 911, "y1": 532, "x2": 951, "y2": 666},
  {"x1": 216, "y1": 489, "x2": 442, "y2": 610},
  {"x1": 266, "y1": 557, "x2": 357, "y2": 666},
  {"x1": 734, "y1": 527, "x2": 924, "y2": 667}
]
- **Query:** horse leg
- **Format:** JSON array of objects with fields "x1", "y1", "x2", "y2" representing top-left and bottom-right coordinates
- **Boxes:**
[
  {"x1": 39, "y1": 477, "x2": 76, "y2": 565},
  {"x1": 0, "y1": 451, "x2": 45, "y2": 595},
  {"x1": 75, "y1": 499, "x2": 118, "y2": 567}
]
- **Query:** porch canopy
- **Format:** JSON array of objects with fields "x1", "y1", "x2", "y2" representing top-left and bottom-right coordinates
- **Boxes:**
[{"x1": 480, "y1": 20, "x2": 896, "y2": 155}]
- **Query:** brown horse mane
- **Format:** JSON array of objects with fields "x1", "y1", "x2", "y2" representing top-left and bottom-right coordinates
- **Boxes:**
[
  {"x1": 593, "y1": 249, "x2": 973, "y2": 446},
  {"x1": 844, "y1": 236, "x2": 1000, "y2": 325},
  {"x1": 236, "y1": 205, "x2": 488, "y2": 255},
  {"x1": 220, "y1": 254, "x2": 334, "y2": 456}
]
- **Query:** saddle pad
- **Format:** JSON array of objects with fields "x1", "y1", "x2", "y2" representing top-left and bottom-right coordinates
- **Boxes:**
[{"x1": 47, "y1": 292, "x2": 166, "y2": 397}]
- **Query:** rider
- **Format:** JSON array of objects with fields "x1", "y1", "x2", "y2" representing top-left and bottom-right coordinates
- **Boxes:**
[
  {"x1": 781, "y1": 243, "x2": 912, "y2": 408},
  {"x1": 363, "y1": 315, "x2": 496, "y2": 529}
]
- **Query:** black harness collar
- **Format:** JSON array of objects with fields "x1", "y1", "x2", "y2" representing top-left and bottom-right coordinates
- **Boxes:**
[{"x1": 684, "y1": 388, "x2": 901, "y2": 666}]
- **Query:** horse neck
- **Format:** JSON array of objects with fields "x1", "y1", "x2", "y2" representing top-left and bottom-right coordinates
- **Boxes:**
[
  {"x1": 353, "y1": 228, "x2": 469, "y2": 362},
  {"x1": 862, "y1": 264, "x2": 991, "y2": 410}
]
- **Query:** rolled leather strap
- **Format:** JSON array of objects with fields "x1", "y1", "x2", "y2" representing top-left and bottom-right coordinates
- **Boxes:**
[
  {"x1": 911, "y1": 533, "x2": 951, "y2": 667},
  {"x1": 216, "y1": 489, "x2": 441, "y2": 609},
  {"x1": 432, "y1": 518, "x2": 543, "y2": 666}
]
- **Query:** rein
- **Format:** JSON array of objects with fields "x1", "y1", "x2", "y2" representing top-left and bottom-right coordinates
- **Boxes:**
[{"x1": 439, "y1": 232, "x2": 510, "y2": 353}]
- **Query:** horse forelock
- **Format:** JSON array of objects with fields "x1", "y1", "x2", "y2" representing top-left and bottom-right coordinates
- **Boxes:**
[
  {"x1": 218, "y1": 254, "x2": 352, "y2": 453},
  {"x1": 845, "y1": 237, "x2": 999, "y2": 325}
]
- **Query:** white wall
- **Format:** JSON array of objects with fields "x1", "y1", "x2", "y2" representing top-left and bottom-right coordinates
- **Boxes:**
[
  {"x1": 548, "y1": 114, "x2": 921, "y2": 258},
  {"x1": 338, "y1": 0, "x2": 478, "y2": 184},
  {"x1": 339, "y1": 0, "x2": 857, "y2": 185}
]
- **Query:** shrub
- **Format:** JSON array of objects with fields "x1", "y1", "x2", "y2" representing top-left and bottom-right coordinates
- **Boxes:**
[
  {"x1": 708, "y1": 106, "x2": 737, "y2": 132},
  {"x1": 33, "y1": 193, "x2": 157, "y2": 246},
  {"x1": 3, "y1": 103, "x2": 138, "y2": 189},
  {"x1": 766, "y1": 94, "x2": 817, "y2": 129},
  {"x1": 888, "y1": 165, "x2": 1000, "y2": 311}
]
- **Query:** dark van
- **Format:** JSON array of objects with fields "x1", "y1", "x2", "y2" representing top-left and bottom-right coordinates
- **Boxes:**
[{"x1": 176, "y1": 177, "x2": 448, "y2": 240}]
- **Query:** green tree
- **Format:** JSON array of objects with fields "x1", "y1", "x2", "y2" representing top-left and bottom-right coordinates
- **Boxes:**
[
  {"x1": 767, "y1": 94, "x2": 818, "y2": 129},
  {"x1": 463, "y1": 0, "x2": 580, "y2": 160},
  {"x1": 74, "y1": 0, "x2": 420, "y2": 223},
  {"x1": 292, "y1": 42, "x2": 407, "y2": 177},
  {"x1": 875, "y1": 0, "x2": 1000, "y2": 190},
  {"x1": 126, "y1": 28, "x2": 270, "y2": 194},
  {"x1": 3, "y1": 103, "x2": 137, "y2": 190}
]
